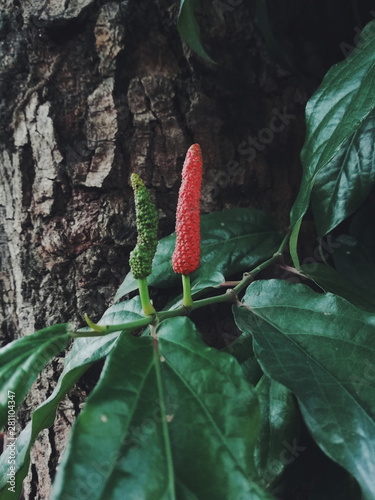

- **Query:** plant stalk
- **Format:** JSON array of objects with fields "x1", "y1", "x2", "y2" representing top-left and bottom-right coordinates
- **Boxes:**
[
  {"x1": 73, "y1": 231, "x2": 291, "y2": 338},
  {"x1": 72, "y1": 315, "x2": 154, "y2": 337},
  {"x1": 138, "y1": 278, "x2": 156, "y2": 316},
  {"x1": 181, "y1": 274, "x2": 193, "y2": 308}
]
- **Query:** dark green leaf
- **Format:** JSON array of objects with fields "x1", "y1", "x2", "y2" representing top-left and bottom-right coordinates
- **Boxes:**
[
  {"x1": 52, "y1": 317, "x2": 273, "y2": 500},
  {"x1": 175, "y1": 481, "x2": 200, "y2": 500},
  {"x1": 97, "y1": 296, "x2": 144, "y2": 325},
  {"x1": 115, "y1": 208, "x2": 282, "y2": 301},
  {"x1": 0, "y1": 324, "x2": 70, "y2": 430},
  {"x1": 332, "y1": 235, "x2": 375, "y2": 292},
  {"x1": 177, "y1": 0, "x2": 215, "y2": 63},
  {"x1": 51, "y1": 333, "x2": 176, "y2": 500},
  {"x1": 233, "y1": 279, "x2": 375, "y2": 500},
  {"x1": 311, "y1": 110, "x2": 375, "y2": 236},
  {"x1": 222, "y1": 330, "x2": 263, "y2": 385},
  {"x1": 158, "y1": 318, "x2": 272, "y2": 499},
  {"x1": 255, "y1": 376, "x2": 299, "y2": 488},
  {"x1": 0, "y1": 297, "x2": 139, "y2": 498},
  {"x1": 254, "y1": 0, "x2": 294, "y2": 71},
  {"x1": 301, "y1": 262, "x2": 375, "y2": 312},
  {"x1": 289, "y1": 20, "x2": 375, "y2": 264}
]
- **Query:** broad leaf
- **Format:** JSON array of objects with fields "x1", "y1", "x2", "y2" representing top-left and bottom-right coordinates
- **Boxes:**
[
  {"x1": 289, "y1": 19, "x2": 375, "y2": 264},
  {"x1": 158, "y1": 318, "x2": 273, "y2": 499},
  {"x1": 0, "y1": 324, "x2": 70, "y2": 430},
  {"x1": 233, "y1": 279, "x2": 375, "y2": 500},
  {"x1": 52, "y1": 317, "x2": 273, "y2": 500},
  {"x1": 0, "y1": 299, "x2": 143, "y2": 498},
  {"x1": 177, "y1": 0, "x2": 214, "y2": 63},
  {"x1": 115, "y1": 208, "x2": 282, "y2": 301},
  {"x1": 51, "y1": 333, "x2": 175, "y2": 500},
  {"x1": 97, "y1": 295, "x2": 144, "y2": 325},
  {"x1": 0, "y1": 328, "x2": 120, "y2": 499},
  {"x1": 255, "y1": 376, "x2": 299, "y2": 488},
  {"x1": 332, "y1": 235, "x2": 375, "y2": 292},
  {"x1": 254, "y1": 0, "x2": 294, "y2": 71},
  {"x1": 175, "y1": 481, "x2": 200, "y2": 500},
  {"x1": 222, "y1": 330, "x2": 263, "y2": 385},
  {"x1": 311, "y1": 109, "x2": 375, "y2": 236},
  {"x1": 301, "y1": 262, "x2": 375, "y2": 312}
]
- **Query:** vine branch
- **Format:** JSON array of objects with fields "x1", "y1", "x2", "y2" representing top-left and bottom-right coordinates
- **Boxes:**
[{"x1": 72, "y1": 230, "x2": 290, "y2": 338}]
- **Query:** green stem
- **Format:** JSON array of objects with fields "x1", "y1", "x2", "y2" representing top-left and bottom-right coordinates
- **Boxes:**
[
  {"x1": 72, "y1": 315, "x2": 154, "y2": 337},
  {"x1": 138, "y1": 278, "x2": 156, "y2": 316},
  {"x1": 192, "y1": 290, "x2": 236, "y2": 309},
  {"x1": 72, "y1": 231, "x2": 291, "y2": 338},
  {"x1": 157, "y1": 307, "x2": 189, "y2": 321},
  {"x1": 233, "y1": 229, "x2": 290, "y2": 295},
  {"x1": 181, "y1": 274, "x2": 193, "y2": 308}
]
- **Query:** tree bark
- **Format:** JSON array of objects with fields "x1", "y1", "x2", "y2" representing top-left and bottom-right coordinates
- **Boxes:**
[{"x1": 0, "y1": 0, "x2": 366, "y2": 497}]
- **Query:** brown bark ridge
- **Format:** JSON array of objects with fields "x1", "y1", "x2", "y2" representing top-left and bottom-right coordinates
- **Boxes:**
[{"x1": 0, "y1": 0, "x2": 362, "y2": 497}]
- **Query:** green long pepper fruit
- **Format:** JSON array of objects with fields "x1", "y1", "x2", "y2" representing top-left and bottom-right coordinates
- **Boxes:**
[{"x1": 129, "y1": 173, "x2": 158, "y2": 279}]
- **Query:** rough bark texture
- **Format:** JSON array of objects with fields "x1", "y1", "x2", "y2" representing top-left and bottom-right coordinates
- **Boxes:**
[{"x1": 0, "y1": 0, "x2": 371, "y2": 497}]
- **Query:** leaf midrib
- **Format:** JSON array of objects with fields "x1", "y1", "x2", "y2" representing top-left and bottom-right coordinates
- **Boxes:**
[{"x1": 162, "y1": 337, "x2": 251, "y2": 479}]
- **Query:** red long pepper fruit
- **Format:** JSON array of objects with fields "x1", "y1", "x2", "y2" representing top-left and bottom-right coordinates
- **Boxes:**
[{"x1": 172, "y1": 144, "x2": 203, "y2": 275}]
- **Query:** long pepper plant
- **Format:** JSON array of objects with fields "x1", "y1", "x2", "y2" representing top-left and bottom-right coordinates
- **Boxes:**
[{"x1": 1, "y1": 18, "x2": 375, "y2": 500}]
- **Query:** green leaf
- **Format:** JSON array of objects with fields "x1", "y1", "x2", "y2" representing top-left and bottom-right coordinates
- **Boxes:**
[
  {"x1": 159, "y1": 318, "x2": 273, "y2": 499},
  {"x1": 177, "y1": 0, "x2": 215, "y2": 63},
  {"x1": 254, "y1": 0, "x2": 294, "y2": 71},
  {"x1": 255, "y1": 376, "x2": 299, "y2": 488},
  {"x1": 301, "y1": 262, "x2": 375, "y2": 312},
  {"x1": 51, "y1": 333, "x2": 175, "y2": 500},
  {"x1": 311, "y1": 110, "x2": 375, "y2": 236},
  {"x1": 0, "y1": 298, "x2": 142, "y2": 498},
  {"x1": 0, "y1": 324, "x2": 70, "y2": 430},
  {"x1": 52, "y1": 317, "x2": 273, "y2": 500},
  {"x1": 289, "y1": 20, "x2": 375, "y2": 264},
  {"x1": 301, "y1": 230, "x2": 375, "y2": 312},
  {"x1": 332, "y1": 235, "x2": 375, "y2": 292},
  {"x1": 175, "y1": 481, "x2": 200, "y2": 500},
  {"x1": 233, "y1": 279, "x2": 375, "y2": 500},
  {"x1": 0, "y1": 326, "x2": 120, "y2": 499},
  {"x1": 115, "y1": 208, "x2": 282, "y2": 301},
  {"x1": 222, "y1": 330, "x2": 263, "y2": 385},
  {"x1": 97, "y1": 296, "x2": 144, "y2": 325}
]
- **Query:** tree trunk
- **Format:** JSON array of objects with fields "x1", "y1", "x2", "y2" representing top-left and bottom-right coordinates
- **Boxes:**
[{"x1": 0, "y1": 0, "x2": 366, "y2": 497}]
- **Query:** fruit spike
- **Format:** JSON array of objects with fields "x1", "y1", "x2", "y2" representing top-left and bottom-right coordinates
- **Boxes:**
[
  {"x1": 172, "y1": 144, "x2": 203, "y2": 276},
  {"x1": 129, "y1": 173, "x2": 158, "y2": 279}
]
